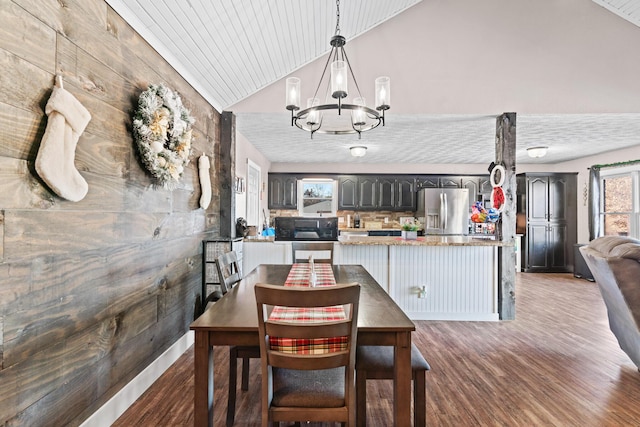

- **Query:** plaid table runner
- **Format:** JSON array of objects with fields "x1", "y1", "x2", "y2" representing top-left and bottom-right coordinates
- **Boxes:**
[
  {"x1": 282, "y1": 263, "x2": 337, "y2": 287},
  {"x1": 269, "y1": 263, "x2": 347, "y2": 354}
]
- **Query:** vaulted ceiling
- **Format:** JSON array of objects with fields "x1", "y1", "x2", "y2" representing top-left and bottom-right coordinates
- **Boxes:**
[{"x1": 106, "y1": 0, "x2": 640, "y2": 165}]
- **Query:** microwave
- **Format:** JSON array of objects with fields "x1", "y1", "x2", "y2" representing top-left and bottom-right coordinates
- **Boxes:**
[{"x1": 274, "y1": 217, "x2": 339, "y2": 241}]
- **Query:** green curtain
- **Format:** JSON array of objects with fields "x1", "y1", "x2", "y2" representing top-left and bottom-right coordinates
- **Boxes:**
[{"x1": 588, "y1": 166, "x2": 600, "y2": 241}]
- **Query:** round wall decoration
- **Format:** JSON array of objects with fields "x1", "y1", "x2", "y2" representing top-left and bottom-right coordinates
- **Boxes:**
[
  {"x1": 489, "y1": 164, "x2": 506, "y2": 188},
  {"x1": 488, "y1": 163, "x2": 506, "y2": 213},
  {"x1": 132, "y1": 84, "x2": 195, "y2": 189}
]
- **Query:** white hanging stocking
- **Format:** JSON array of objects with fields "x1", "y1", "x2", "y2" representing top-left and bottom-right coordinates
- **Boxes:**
[
  {"x1": 35, "y1": 84, "x2": 92, "y2": 202},
  {"x1": 198, "y1": 154, "x2": 212, "y2": 209}
]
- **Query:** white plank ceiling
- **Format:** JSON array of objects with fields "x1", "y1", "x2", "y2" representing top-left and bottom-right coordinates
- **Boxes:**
[
  {"x1": 106, "y1": 0, "x2": 420, "y2": 112},
  {"x1": 106, "y1": 0, "x2": 640, "y2": 165},
  {"x1": 593, "y1": 0, "x2": 640, "y2": 27}
]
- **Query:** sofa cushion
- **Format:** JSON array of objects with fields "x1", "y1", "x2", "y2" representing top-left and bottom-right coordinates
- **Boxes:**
[
  {"x1": 588, "y1": 236, "x2": 640, "y2": 257},
  {"x1": 611, "y1": 242, "x2": 640, "y2": 262}
]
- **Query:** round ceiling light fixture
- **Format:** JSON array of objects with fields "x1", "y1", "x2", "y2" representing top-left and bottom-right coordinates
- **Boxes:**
[
  {"x1": 527, "y1": 146, "x2": 549, "y2": 158},
  {"x1": 350, "y1": 146, "x2": 367, "y2": 157}
]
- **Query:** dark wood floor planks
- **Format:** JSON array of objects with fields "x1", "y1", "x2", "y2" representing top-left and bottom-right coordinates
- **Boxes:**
[{"x1": 113, "y1": 273, "x2": 640, "y2": 426}]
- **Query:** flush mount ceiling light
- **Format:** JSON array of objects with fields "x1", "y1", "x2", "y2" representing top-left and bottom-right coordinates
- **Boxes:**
[
  {"x1": 527, "y1": 146, "x2": 549, "y2": 158},
  {"x1": 350, "y1": 146, "x2": 367, "y2": 157},
  {"x1": 285, "y1": 0, "x2": 390, "y2": 139}
]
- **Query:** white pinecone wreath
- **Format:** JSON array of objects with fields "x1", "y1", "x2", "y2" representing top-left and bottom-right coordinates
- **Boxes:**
[{"x1": 132, "y1": 84, "x2": 195, "y2": 189}]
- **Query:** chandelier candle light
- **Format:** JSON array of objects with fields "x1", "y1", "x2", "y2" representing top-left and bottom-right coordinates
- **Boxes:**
[{"x1": 285, "y1": 0, "x2": 390, "y2": 139}]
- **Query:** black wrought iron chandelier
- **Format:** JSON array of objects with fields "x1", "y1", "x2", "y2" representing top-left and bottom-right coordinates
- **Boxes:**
[{"x1": 285, "y1": 0, "x2": 390, "y2": 139}]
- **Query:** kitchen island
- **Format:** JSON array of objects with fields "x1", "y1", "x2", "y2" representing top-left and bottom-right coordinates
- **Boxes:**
[{"x1": 242, "y1": 236, "x2": 511, "y2": 321}]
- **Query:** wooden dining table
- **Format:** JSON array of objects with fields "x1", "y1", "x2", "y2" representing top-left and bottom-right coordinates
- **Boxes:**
[{"x1": 190, "y1": 264, "x2": 416, "y2": 426}]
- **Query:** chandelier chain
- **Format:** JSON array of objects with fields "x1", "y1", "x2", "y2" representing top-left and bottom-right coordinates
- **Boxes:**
[{"x1": 335, "y1": 0, "x2": 340, "y2": 35}]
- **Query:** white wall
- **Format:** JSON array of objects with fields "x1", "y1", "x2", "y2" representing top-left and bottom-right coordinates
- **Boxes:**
[{"x1": 236, "y1": 131, "x2": 271, "y2": 227}]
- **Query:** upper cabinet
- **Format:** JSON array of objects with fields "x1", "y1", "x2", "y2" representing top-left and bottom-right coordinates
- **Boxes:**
[
  {"x1": 439, "y1": 176, "x2": 462, "y2": 188},
  {"x1": 377, "y1": 176, "x2": 417, "y2": 211},
  {"x1": 377, "y1": 176, "x2": 395, "y2": 210},
  {"x1": 415, "y1": 176, "x2": 439, "y2": 189},
  {"x1": 396, "y1": 177, "x2": 417, "y2": 210},
  {"x1": 338, "y1": 175, "x2": 378, "y2": 210},
  {"x1": 358, "y1": 176, "x2": 378, "y2": 209},
  {"x1": 478, "y1": 177, "x2": 493, "y2": 201},
  {"x1": 268, "y1": 174, "x2": 298, "y2": 209},
  {"x1": 338, "y1": 175, "x2": 358, "y2": 209},
  {"x1": 338, "y1": 175, "x2": 416, "y2": 211},
  {"x1": 269, "y1": 173, "x2": 487, "y2": 212},
  {"x1": 525, "y1": 174, "x2": 571, "y2": 222}
]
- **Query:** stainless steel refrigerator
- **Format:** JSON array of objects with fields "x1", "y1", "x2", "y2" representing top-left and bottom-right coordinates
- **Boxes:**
[{"x1": 416, "y1": 188, "x2": 470, "y2": 235}]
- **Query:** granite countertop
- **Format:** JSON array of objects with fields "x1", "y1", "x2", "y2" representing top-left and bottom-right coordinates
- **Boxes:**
[
  {"x1": 337, "y1": 235, "x2": 512, "y2": 247},
  {"x1": 243, "y1": 236, "x2": 276, "y2": 242},
  {"x1": 243, "y1": 235, "x2": 510, "y2": 246},
  {"x1": 339, "y1": 227, "x2": 402, "y2": 232}
]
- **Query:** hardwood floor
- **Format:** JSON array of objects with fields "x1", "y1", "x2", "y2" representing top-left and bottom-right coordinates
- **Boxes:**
[{"x1": 113, "y1": 273, "x2": 640, "y2": 426}]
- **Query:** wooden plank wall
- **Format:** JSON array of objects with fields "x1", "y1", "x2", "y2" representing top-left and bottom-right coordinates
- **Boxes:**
[{"x1": 0, "y1": 0, "x2": 223, "y2": 425}]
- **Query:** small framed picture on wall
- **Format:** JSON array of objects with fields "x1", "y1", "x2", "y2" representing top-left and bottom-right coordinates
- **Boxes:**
[{"x1": 235, "y1": 177, "x2": 245, "y2": 193}]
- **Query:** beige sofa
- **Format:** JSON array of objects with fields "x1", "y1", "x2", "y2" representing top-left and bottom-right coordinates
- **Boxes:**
[{"x1": 580, "y1": 236, "x2": 640, "y2": 369}]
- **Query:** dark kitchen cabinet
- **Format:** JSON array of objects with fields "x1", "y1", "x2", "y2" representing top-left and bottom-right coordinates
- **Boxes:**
[
  {"x1": 420, "y1": 175, "x2": 488, "y2": 205},
  {"x1": 358, "y1": 176, "x2": 378, "y2": 209},
  {"x1": 377, "y1": 176, "x2": 395, "y2": 210},
  {"x1": 268, "y1": 174, "x2": 297, "y2": 209},
  {"x1": 338, "y1": 175, "x2": 415, "y2": 211},
  {"x1": 464, "y1": 175, "x2": 491, "y2": 205},
  {"x1": 461, "y1": 176, "x2": 480, "y2": 203},
  {"x1": 415, "y1": 176, "x2": 439, "y2": 189},
  {"x1": 378, "y1": 176, "x2": 416, "y2": 211},
  {"x1": 338, "y1": 175, "x2": 377, "y2": 210},
  {"x1": 396, "y1": 177, "x2": 417, "y2": 210},
  {"x1": 526, "y1": 223, "x2": 569, "y2": 270},
  {"x1": 338, "y1": 175, "x2": 358, "y2": 209},
  {"x1": 479, "y1": 177, "x2": 493, "y2": 202},
  {"x1": 517, "y1": 173, "x2": 577, "y2": 272},
  {"x1": 439, "y1": 176, "x2": 461, "y2": 188},
  {"x1": 268, "y1": 173, "x2": 482, "y2": 212}
]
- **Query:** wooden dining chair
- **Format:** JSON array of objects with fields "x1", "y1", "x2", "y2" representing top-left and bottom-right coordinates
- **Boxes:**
[
  {"x1": 291, "y1": 241, "x2": 334, "y2": 264},
  {"x1": 355, "y1": 343, "x2": 430, "y2": 427},
  {"x1": 214, "y1": 251, "x2": 261, "y2": 427},
  {"x1": 254, "y1": 282, "x2": 361, "y2": 426}
]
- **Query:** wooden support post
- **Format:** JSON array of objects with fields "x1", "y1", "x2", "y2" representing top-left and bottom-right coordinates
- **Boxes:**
[
  {"x1": 219, "y1": 111, "x2": 236, "y2": 238},
  {"x1": 496, "y1": 113, "x2": 516, "y2": 320}
]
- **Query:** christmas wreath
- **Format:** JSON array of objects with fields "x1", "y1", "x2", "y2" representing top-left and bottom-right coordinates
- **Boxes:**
[{"x1": 132, "y1": 84, "x2": 195, "y2": 189}]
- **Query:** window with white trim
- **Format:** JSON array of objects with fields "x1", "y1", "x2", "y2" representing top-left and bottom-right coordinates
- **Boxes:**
[
  {"x1": 600, "y1": 166, "x2": 639, "y2": 239},
  {"x1": 298, "y1": 179, "x2": 337, "y2": 217}
]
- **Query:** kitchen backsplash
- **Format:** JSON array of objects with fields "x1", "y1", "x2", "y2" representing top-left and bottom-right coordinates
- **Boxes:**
[{"x1": 268, "y1": 209, "x2": 417, "y2": 229}]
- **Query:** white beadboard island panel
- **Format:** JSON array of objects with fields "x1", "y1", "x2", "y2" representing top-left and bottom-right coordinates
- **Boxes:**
[
  {"x1": 242, "y1": 240, "x2": 291, "y2": 274},
  {"x1": 389, "y1": 245, "x2": 498, "y2": 321},
  {"x1": 242, "y1": 237, "x2": 500, "y2": 320},
  {"x1": 334, "y1": 244, "x2": 389, "y2": 292}
]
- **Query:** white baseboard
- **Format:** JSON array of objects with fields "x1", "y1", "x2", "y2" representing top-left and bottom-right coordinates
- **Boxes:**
[{"x1": 80, "y1": 331, "x2": 194, "y2": 427}]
